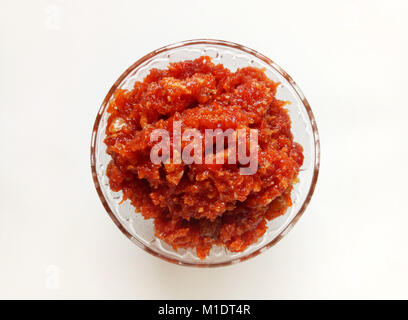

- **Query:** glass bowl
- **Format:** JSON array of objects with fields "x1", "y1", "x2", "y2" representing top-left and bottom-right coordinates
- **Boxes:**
[{"x1": 90, "y1": 39, "x2": 320, "y2": 267}]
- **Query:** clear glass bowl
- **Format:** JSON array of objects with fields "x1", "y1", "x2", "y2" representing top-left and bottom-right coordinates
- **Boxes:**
[{"x1": 90, "y1": 39, "x2": 320, "y2": 267}]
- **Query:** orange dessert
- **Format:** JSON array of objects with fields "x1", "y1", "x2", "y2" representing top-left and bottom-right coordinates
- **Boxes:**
[{"x1": 104, "y1": 56, "x2": 303, "y2": 258}]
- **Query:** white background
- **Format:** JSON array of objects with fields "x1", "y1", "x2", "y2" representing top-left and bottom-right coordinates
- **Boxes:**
[{"x1": 1, "y1": 0, "x2": 407, "y2": 299}]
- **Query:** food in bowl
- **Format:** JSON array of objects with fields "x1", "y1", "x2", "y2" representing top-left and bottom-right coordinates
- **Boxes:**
[{"x1": 104, "y1": 56, "x2": 303, "y2": 259}]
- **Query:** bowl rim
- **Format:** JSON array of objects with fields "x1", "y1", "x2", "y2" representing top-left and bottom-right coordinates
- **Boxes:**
[{"x1": 90, "y1": 39, "x2": 320, "y2": 267}]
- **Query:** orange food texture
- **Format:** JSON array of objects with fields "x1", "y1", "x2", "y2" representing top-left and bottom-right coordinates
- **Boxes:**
[{"x1": 105, "y1": 56, "x2": 303, "y2": 258}]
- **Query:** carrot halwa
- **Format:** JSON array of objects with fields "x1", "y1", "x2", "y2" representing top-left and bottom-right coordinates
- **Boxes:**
[{"x1": 104, "y1": 56, "x2": 303, "y2": 259}]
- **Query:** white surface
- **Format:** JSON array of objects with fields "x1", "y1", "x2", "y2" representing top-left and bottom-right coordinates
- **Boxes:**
[{"x1": 0, "y1": 0, "x2": 407, "y2": 299}]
